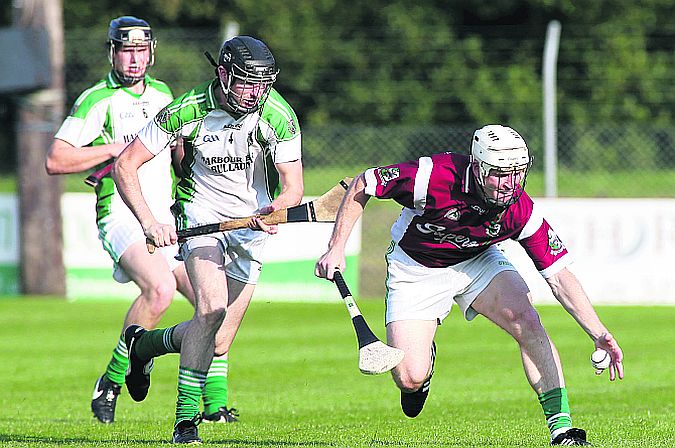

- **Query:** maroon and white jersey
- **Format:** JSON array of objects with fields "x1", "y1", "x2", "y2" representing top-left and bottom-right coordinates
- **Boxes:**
[{"x1": 363, "y1": 152, "x2": 571, "y2": 277}]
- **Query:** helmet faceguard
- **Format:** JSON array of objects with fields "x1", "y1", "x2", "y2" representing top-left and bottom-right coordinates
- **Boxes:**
[
  {"x1": 212, "y1": 36, "x2": 279, "y2": 116},
  {"x1": 470, "y1": 125, "x2": 533, "y2": 208},
  {"x1": 107, "y1": 16, "x2": 156, "y2": 86}
]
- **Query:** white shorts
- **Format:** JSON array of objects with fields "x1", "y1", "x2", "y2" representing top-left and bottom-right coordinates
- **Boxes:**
[
  {"x1": 384, "y1": 242, "x2": 517, "y2": 324},
  {"x1": 178, "y1": 228, "x2": 268, "y2": 285},
  {"x1": 98, "y1": 210, "x2": 181, "y2": 284}
]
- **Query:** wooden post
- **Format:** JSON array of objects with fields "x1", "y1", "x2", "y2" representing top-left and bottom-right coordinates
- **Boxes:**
[{"x1": 15, "y1": 0, "x2": 66, "y2": 295}]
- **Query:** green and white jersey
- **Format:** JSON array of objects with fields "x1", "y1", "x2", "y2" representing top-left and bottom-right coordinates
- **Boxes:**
[
  {"x1": 137, "y1": 80, "x2": 301, "y2": 230},
  {"x1": 54, "y1": 72, "x2": 174, "y2": 222}
]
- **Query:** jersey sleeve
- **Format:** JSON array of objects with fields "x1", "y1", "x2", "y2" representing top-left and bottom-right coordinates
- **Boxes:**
[
  {"x1": 263, "y1": 90, "x2": 302, "y2": 164},
  {"x1": 516, "y1": 203, "x2": 572, "y2": 278},
  {"x1": 137, "y1": 101, "x2": 182, "y2": 156},
  {"x1": 54, "y1": 91, "x2": 109, "y2": 147},
  {"x1": 363, "y1": 160, "x2": 419, "y2": 209}
]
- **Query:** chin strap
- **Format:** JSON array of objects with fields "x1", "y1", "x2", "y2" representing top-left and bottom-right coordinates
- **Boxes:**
[{"x1": 112, "y1": 70, "x2": 144, "y2": 87}]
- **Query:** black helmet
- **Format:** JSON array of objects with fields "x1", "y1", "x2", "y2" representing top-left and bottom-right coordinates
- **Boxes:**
[
  {"x1": 215, "y1": 36, "x2": 279, "y2": 115},
  {"x1": 107, "y1": 16, "x2": 156, "y2": 86}
]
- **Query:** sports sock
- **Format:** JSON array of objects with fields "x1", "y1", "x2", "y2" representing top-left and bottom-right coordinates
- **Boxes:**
[
  {"x1": 176, "y1": 367, "x2": 207, "y2": 425},
  {"x1": 538, "y1": 387, "x2": 573, "y2": 440},
  {"x1": 133, "y1": 325, "x2": 179, "y2": 360},
  {"x1": 203, "y1": 355, "x2": 229, "y2": 415},
  {"x1": 103, "y1": 335, "x2": 128, "y2": 385}
]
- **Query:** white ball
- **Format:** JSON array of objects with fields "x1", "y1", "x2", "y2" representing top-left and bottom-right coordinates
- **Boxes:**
[{"x1": 591, "y1": 349, "x2": 611, "y2": 370}]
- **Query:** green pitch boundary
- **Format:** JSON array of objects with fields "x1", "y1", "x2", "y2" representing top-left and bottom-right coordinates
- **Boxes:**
[
  {"x1": 0, "y1": 257, "x2": 358, "y2": 301},
  {"x1": 64, "y1": 255, "x2": 358, "y2": 301}
]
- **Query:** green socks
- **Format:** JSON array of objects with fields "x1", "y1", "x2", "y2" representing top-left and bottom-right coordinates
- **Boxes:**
[
  {"x1": 103, "y1": 335, "x2": 129, "y2": 385},
  {"x1": 133, "y1": 325, "x2": 179, "y2": 360},
  {"x1": 103, "y1": 326, "x2": 180, "y2": 385},
  {"x1": 125, "y1": 326, "x2": 231, "y2": 423},
  {"x1": 203, "y1": 356, "x2": 229, "y2": 415},
  {"x1": 538, "y1": 387, "x2": 573, "y2": 440},
  {"x1": 176, "y1": 367, "x2": 207, "y2": 425}
]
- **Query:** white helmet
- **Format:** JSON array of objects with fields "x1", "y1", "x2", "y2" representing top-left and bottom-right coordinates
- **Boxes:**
[{"x1": 470, "y1": 124, "x2": 532, "y2": 207}]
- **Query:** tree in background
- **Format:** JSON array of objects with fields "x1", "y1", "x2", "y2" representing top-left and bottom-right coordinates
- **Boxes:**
[
  {"x1": 58, "y1": 0, "x2": 673, "y2": 127},
  {"x1": 1, "y1": 0, "x2": 672, "y2": 175}
]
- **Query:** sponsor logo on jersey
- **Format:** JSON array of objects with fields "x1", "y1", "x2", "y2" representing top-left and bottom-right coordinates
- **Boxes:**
[
  {"x1": 378, "y1": 167, "x2": 400, "y2": 186},
  {"x1": 415, "y1": 222, "x2": 480, "y2": 248},
  {"x1": 120, "y1": 111, "x2": 135, "y2": 119},
  {"x1": 548, "y1": 229, "x2": 565, "y2": 256},
  {"x1": 223, "y1": 123, "x2": 243, "y2": 130},
  {"x1": 471, "y1": 204, "x2": 488, "y2": 215},
  {"x1": 203, "y1": 134, "x2": 220, "y2": 143},
  {"x1": 443, "y1": 208, "x2": 460, "y2": 221},
  {"x1": 200, "y1": 154, "x2": 254, "y2": 174}
]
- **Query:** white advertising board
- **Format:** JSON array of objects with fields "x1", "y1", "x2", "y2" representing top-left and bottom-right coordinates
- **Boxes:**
[
  {"x1": 500, "y1": 198, "x2": 675, "y2": 305},
  {"x1": 61, "y1": 193, "x2": 360, "y2": 300}
]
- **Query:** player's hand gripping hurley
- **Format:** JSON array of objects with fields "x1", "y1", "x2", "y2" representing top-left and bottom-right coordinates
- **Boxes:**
[
  {"x1": 332, "y1": 271, "x2": 404, "y2": 375},
  {"x1": 146, "y1": 177, "x2": 353, "y2": 253}
]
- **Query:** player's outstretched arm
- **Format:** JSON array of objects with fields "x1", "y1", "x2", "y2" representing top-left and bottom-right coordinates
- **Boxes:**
[
  {"x1": 546, "y1": 267, "x2": 624, "y2": 380},
  {"x1": 46, "y1": 138, "x2": 126, "y2": 175},
  {"x1": 315, "y1": 174, "x2": 369, "y2": 280}
]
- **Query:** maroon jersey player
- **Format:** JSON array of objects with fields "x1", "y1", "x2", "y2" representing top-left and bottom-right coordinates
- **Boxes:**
[{"x1": 316, "y1": 124, "x2": 624, "y2": 446}]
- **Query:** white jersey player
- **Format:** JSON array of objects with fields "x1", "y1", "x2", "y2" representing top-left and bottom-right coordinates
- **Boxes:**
[{"x1": 112, "y1": 35, "x2": 304, "y2": 444}]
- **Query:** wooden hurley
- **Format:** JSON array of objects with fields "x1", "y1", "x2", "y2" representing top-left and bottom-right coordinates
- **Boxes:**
[{"x1": 146, "y1": 177, "x2": 352, "y2": 253}]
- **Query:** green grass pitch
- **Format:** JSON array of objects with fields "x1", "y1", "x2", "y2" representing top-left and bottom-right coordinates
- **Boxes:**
[{"x1": 0, "y1": 298, "x2": 672, "y2": 447}]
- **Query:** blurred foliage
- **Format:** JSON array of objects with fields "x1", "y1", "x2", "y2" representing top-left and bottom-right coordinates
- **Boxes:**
[{"x1": 53, "y1": 0, "x2": 673, "y2": 126}]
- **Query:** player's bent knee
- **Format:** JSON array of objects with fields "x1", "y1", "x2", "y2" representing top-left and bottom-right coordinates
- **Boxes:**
[
  {"x1": 396, "y1": 376, "x2": 427, "y2": 393},
  {"x1": 505, "y1": 307, "x2": 544, "y2": 342},
  {"x1": 393, "y1": 366, "x2": 429, "y2": 392},
  {"x1": 145, "y1": 282, "x2": 176, "y2": 311}
]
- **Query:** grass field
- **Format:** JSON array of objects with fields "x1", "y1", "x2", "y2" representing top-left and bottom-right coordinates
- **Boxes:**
[{"x1": 0, "y1": 299, "x2": 672, "y2": 447}]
